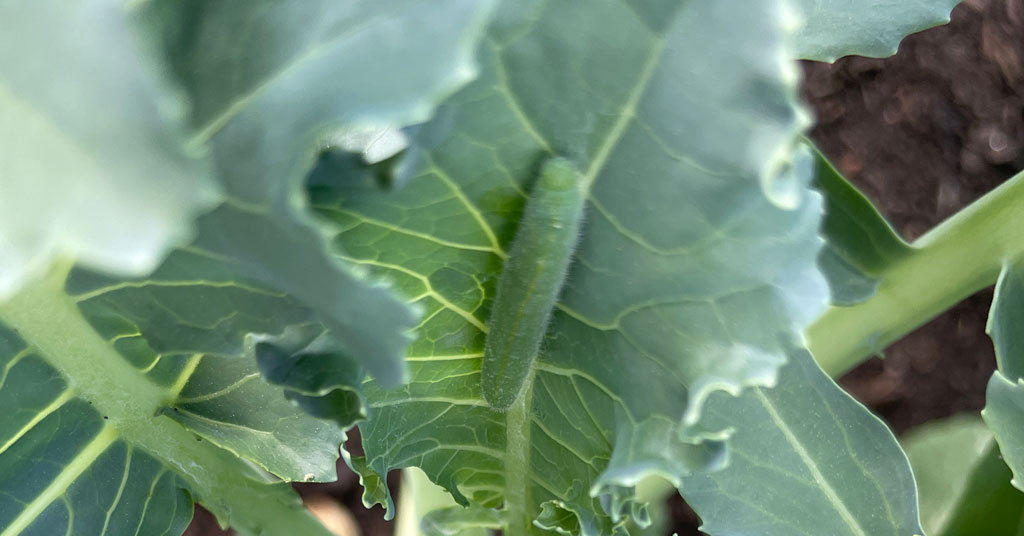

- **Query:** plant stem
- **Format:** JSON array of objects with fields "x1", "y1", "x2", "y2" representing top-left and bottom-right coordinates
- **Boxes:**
[
  {"x1": 808, "y1": 170, "x2": 1024, "y2": 376},
  {"x1": 503, "y1": 375, "x2": 535, "y2": 536},
  {"x1": 0, "y1": 264, "x2": 334, "y2": 536}
]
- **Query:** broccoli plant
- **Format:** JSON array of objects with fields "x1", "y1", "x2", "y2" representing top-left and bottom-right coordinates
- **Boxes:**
[{"x1": 2, "y1": 1, "x2": 1022, "y2": 535}]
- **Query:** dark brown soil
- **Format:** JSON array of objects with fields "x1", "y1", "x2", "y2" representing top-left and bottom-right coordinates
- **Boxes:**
[{"x1": 186, "y1": 1, "x2": 1024, "y2": 534}]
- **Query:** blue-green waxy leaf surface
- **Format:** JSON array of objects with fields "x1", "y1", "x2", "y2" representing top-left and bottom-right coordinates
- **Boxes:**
[
  {"x1": 681, "y1": 349, "x2": 923, "y2": 536},
  {"x1": 792, "y1": 0, "x2": 963, "y2": 62},
  {"x1": 983, "y1": 260, "x2": 1024, "y2": 494},
  {"x1": 0, "y1": 0, "x2": 218, "y2": 299},
  {"x1": 0, "y1": 268, "x2": 341, "y2": 536},
  {"x1": 305, "y1": 0, "x2": 839, "y2": 533},
  {"x1": 0, "y1": 0, "x2": 966, "y2": 534},
  {"x1": 144, "y1": 0, "x2": 497, "y2": 386},
  {"x1": 0, "y1": 0, "x2": 499, "y2": 534}
]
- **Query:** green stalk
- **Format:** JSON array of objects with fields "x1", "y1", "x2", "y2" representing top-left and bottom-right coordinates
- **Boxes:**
[
  {"x1": 0, "y1": 264, "x2": 334, "y2": 536},
  {"x1": 503, "y1": 373, "x2": 536, "y2": 536},
  {"x1": 808, "y1": 170, "x2": 1024, "y2": 376}
]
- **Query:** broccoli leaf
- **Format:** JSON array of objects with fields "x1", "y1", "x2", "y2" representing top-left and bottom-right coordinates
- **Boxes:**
[
  {"x1": 983, "y1": 259, "x2": 1024, "y2": 496},
  {"x1": 793, "y1": 0, "x2": 963, "y2": 62},
  {"x1": 904, "y1": 416, "x2": 1024, "y2": 536},
  {"x1": 0, "y1": 266, "x2": 338, "y2": 536},
  {"x1": 0, "y1": 0, "x2": 218, "y2": 298},
  {"x1": 811, "y1": 145, "x2": 911, "y2": 305},
  {"x1": 142, "y1": 0, "x2": 496, "y2": 386},
  {"x1": 0, "y1": 1, "x2": 497, "y2": 534},
  {"x1": 307, "y1": 0, "x2": 830, "y2": 532},
  {"x1": 681, "y1": 349, "x2": 923, "y2": 536}
]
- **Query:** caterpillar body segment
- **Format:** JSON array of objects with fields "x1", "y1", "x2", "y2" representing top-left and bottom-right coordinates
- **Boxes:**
[{"x1": 481, "y1": 157, "x2": 586, "y2": 409}]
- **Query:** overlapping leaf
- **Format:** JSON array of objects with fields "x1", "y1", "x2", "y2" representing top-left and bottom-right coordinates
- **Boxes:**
[
  {"x1": 0, "y1": 1, "x2": 499, "y2": 534},
  {"x1": 983, "y1": 260, "x2": 1024, "y2": 493},
  {"x1": 0, "y1": 0, "x2": 976, "y2": 535},
  {"x1": 397, "y1": 469, "x2": 504, "y2": 536},
  {"x1": 0, "y1": 268, "x2": 338, "y2": 536},
  {"x1": 142, "y1": 0, "x2": 497, "y2": 386},
  {"x1": 904, "y1": 416, "x2": 1024, "y2": 536},
  {"x1": 792, "y1": 0, "x2": 963, "y2": 61},
  {"x1": 0, "y1": 0, "x2": 218, "y2": 298},
  {"x1": 307, "y1": 0, "x2": 828, "y2": 533},
  {"x1": 811, "y1": 146, "x2": 911, "y2": 305},
  {"x1": 680, "y1": 349, "x2": 923, "y2": 536},
  {"x1": 65, "y1": 258, "x2": 362, "y2": 482}
]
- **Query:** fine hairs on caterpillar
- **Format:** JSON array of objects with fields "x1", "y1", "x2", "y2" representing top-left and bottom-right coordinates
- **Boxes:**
[{"x1": 481, "y1": 157, "x2": 586, "y2": 410}]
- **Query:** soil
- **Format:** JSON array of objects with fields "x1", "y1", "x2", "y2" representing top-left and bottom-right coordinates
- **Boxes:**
[{"x1": 186, "y1": 1, "x2": 1024, "y2": 534}]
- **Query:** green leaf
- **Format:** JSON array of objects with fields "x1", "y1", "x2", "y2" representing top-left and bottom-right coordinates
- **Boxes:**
[
  {"x1": 397, "y1": 468, "x2": 504, "y2": 536},
  {"x1": 983, "y1": 372, "x2": 1024, "y2": 483},
  {"x1": 904, "y1": 416, "x2": 992, "y2": 535},
  {"x1": 903, "y1": 415, "x2": 1024, "y2": 536},
  {"x1": 422, "y1": 506, "x2": 504, "y2": 536},
  {"x1": 987, "y1": 261, "x2": 1024, "y2": 380},
  {"x1": 64, "y1": 253, "x2": 369, "y2": 484},
  {"x1": 623, "y1": 477, "x2": 672, "y2": 536},
  {"x1": 983, "y1": 259, "x2": 1024, "y2": 495},
  {"x1": 309, "y1": 0, "x2": 827, "y2": 532},
  {"x1": 680, "y1": 349, "x2": 923, "y2": 536},
  {"x1": 142, "y1": 0, "x2": 497, "y2": 386},
  {"x1": 163, "y1": 354, "x2": 350, "y2": 483},
  {"x1": 0, "y1": 0, "x2": 218, "y2": 298},
  {"x1": 420, "y1": 507, "x2": 504, "y2": 536},
  {"x1": 792, "y1": 0, "x2": 963, "y2": 62},
  {"x1": 1, "y1": 1, "x2": 501, "y2": 531},
  {"x1": 811, "y1": 144, "x2": 910, "y2": 305},
  {"x1": 0, "y1": 267, "x2": 339, "y2": 536}
]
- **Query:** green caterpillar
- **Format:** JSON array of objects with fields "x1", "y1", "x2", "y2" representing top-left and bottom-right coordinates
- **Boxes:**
[{"x1": 481, "y1": 157, "x2": 586, "y2": 410}]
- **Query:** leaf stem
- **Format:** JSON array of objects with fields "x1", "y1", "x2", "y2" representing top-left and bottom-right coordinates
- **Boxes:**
[
  {"x1": 503, "y1": 373, "x2": 535, "y2": 536},
  {"x1": 807, "y1": 170, "x2": 1024, "y2": 376},
  {"x1": 0, "y1": 265, "x2": 334, "y2": 536}
]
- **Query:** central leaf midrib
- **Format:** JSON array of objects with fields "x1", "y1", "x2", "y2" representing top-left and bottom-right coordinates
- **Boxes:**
[
  {"x1": 753, "y1": 389, "x2": 868, "y2": 536},
  {"x1": 188, "y1": 0, "x2": 418, "y2": 147},
  {"x1": 579, "y1": 35, "x2": 665, "y2": 191},
  {"x1": 496, "y1": 22, "x2": 668, "y2": 532},
  {"x1": 0, "y1": 266, "x2": 334, "y2": 536},
  {"x1": 0, "y1": 265, "x2": 172, "y2": 426},
  {"x1": 503, "y1": 374, "x2": 535, "y2": 536}
]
